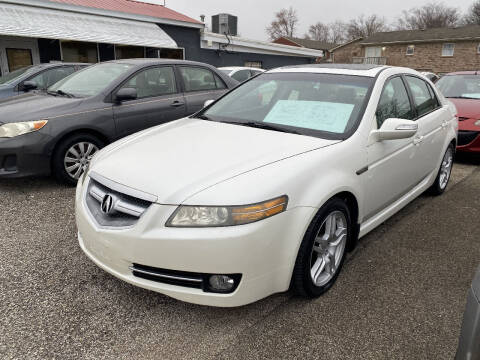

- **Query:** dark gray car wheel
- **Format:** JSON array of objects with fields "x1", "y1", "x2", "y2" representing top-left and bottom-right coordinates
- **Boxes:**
[{"x1": 53, "y1": 133, "x2": 104, "y2": 185}]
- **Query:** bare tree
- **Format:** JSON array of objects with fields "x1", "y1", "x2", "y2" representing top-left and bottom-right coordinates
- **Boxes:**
[
  {"x1": 329, "y1": 20, "x2": 348, "y2": 44},
  {"x1": 396, "y1": 2, "x2": 460, "y2": 30},
  {"x1": 266, "y1": 7, "x2": 299, "y2": 40},
  {"x1": 463, "y1": 0, "x2": 480, "y2": 25},
  {"x1": 346, "y1": 15, "x2": 389, "y2": 40},
  {"x1": 306, "y1": 22, "x2": 331, "y2": 42}
]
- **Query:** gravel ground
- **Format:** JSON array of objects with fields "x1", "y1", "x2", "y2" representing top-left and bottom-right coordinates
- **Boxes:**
[{"x1": 0, "y1": 156, "x2": 479, "y2": 360}]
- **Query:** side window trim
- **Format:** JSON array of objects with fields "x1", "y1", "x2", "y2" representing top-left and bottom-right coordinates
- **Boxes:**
[
  {"x1": 403, "y1": 74, "x2": 442, "y2": 121},
  {"x1": 113, "y1": 65, "x2": 178, "y2": 102}
]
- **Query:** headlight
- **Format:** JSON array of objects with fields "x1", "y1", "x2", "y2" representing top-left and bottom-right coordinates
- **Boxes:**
[
  {"x1": 0, "y1": 120, "x2": 48, "y2": 138},
  {"x1": 475, "y1": 120, "x2": 480, "y2": 126},
  {"x1": 166, "y1": 195, "x2": 288, "y2": 227}
]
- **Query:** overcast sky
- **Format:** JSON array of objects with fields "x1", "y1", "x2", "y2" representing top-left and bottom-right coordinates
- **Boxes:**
[{"x1": 139, "y1": 0, "x2": 474, "y2": 41}]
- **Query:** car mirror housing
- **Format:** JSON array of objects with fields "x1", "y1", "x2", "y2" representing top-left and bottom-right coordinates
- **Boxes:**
[
  {"x1": 21, "y1": 81, "x2": 38, "y2": 92},
  {"x1": 116, "y1": 88, "x2": 137, "y2": 102},
  {"x1": 371, "y1": 118, "x2": 418, "y2": 142}
]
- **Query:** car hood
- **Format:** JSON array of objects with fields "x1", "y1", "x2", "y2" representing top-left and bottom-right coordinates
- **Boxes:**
[
  {"x1": 0, "y1": 92, "x2": 84, "y2": 124},
  {"x1": 90, "y1": 118, "x2": 339, "y2": 204},
  {"x1": 448, "y1": 98, "x2": 480, "y2": 119},
  {"x1": 0, "y1": 85, "x2": 14, "y2": 100}
]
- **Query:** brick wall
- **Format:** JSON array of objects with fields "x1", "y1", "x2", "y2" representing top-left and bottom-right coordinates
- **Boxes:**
[
  {"x1": 331, "y1": 41, "x2": 363, "y2": 63},
  {"x1": 379, "y1": 41, "x2": 480, "y2": 73}
]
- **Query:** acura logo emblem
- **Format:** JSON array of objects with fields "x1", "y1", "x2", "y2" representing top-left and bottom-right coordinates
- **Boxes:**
[{"x1": 101, "y1": 194, "x2": 114, "y2": 214}]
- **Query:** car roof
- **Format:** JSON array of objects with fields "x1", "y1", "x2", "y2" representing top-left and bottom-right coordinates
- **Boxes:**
[
  {"x1": 219, "y1": 66, "x2": 264, "y2": 71},
  {"x1": 442, "y1": 71, "x2": 480, "y2": 75},
  {"x1": 268, "y1": 63, "x2": 388, "y2": 77},
  {"x1": 105, "y1": 58, "x2": 218, "y2": 68}
]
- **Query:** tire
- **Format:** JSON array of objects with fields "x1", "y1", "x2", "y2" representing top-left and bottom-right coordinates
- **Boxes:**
[
  {"x1": 428, "y1": 143, "x2": 454, "y2": 196},
  {"x1": 292, "y1": 197, "x2": 351, "y2": 298},
  {"x1": 52, "y1": 133, "x2": 104, "y2": 186}
]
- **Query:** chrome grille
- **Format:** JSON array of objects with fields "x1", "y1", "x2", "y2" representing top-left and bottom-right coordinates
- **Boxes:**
[{"x1": 85, "y1": 176, "x2": 152, "y2": 228}]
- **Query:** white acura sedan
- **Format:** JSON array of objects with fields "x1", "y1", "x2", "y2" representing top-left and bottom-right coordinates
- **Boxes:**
[{"x1": 76, "y1": 64, "x2": 458, "y2": 307}]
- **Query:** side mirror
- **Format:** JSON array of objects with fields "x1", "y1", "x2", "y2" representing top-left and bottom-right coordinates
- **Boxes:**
[
  {"x1": 115, "y1": 88, "x2": 137, "y2": 102},
  {"x1": 371, "y1": 118, "x2": 418, "y2": 142},
  {"x1": 21, "y1": 81, "x2": 38, "y2": 92},
  {"x1": 204, "y1": 99, "x2": 215, "y2": 108}
]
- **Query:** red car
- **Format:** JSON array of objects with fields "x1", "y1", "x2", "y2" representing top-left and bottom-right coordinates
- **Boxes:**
[{"x1": 436, "y1": 71, "x2": 480, "y2": 153}]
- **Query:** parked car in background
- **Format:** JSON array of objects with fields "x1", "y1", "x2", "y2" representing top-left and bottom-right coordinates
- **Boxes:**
[
  {"x1": 456, "y1": 266, "x2": 480, "y2": 360},
  {"x1": 436, "y1": 72, "x2": 480, "y2": 153},
  {"x1": 0, "y1": 63, "x2": 88, "y2": 99},
  {"x1": 0, "y1": 59, "x2": 237, "y2": 184},
  {"x1": 420, "y1": 71, "x2": 440, "y2": 83},
  {"x1": 219, "y1": 66, "x2": 265, "y2": 82},
  {"x1": 76, "y1": 64, "x2": 457, "y2": 307}
]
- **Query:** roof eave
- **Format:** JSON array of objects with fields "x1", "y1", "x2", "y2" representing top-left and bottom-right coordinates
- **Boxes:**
[
  {"x1": 0, "y1": 0, "x2": 204, "y2": 29},
  {"x1": 360, "y1": 36, "x2": 480, "y2": 46}
]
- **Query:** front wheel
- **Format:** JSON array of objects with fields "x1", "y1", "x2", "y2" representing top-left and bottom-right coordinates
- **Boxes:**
[
  {"x1": 428, "y1": 144, "x2": 454, "y2": 196},
  {"x1": 52, "y1": 133, "x2": 104, "y2": 185},
  {"x1": 292, "y1": 198, "x2": 351, "y2": 298}
]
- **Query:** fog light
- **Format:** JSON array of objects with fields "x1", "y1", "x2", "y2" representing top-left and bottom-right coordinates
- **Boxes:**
[{"x1": 209, "y1": 275, "x2": 235, "y2": 292}]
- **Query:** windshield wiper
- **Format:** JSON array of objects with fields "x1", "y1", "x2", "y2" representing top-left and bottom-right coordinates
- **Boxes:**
[
  {"x1": 228, "y1": 121, "x2": 300, "y2": 134},
  {"x1": 55, "y1": 89, "x2": 75, "y2": 98},
  {"x1": 447, "y1": 96, "x2": 480, "y2": 100},
  {"x1": 193, "y1": 114, "x2": 212, "y2": 120}
]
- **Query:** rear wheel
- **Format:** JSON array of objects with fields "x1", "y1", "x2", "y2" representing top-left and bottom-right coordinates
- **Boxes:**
[
  {"x1": 428, "y1": 144, "x2": 454, "y2": 195},
  {"x1": 52, "y1": 133, "x2": 104, "y2": 185},
  {"x1": 292, "y1": 198, "x2": 351, "y2": 298}
]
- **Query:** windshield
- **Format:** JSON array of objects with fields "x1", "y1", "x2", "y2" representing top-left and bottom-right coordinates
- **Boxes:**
[
  {"x1": 436, "y1": 74, "x2": 480, "y2": 99},
  {"x1": 0, "y1": 66, "x2": 34, "y2": 85},
  {"x1": 202, "y1": 73, "x2": 373, "y2": 139},
  {"x1": 48, "y1": 63, "x2": 133, "y2": 97}
]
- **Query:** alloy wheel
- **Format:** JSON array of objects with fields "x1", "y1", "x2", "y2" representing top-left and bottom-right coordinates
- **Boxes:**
[
  {"x1": 64, "y1": 142, "x2": 99, "y2": 180},
  {"x1": 439, "y1": 147, "x2": 453, "y2": 190},
  {"x1": 310, "y1": 211, "x2": 348, "y2": 287}
]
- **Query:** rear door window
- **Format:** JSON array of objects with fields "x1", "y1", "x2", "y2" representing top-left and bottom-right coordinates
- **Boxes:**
[
  {"x1": 231, "y1": 69, "x2": 251, "y2": 82},
  {"x1": 179, "y1": 67, "x2": 221, "y2": 92}
]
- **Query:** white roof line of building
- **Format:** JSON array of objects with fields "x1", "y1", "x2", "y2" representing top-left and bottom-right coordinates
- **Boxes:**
[
  {"x1": 201, "y1": 31, "x2": 325, "y2": 58},
  {"x1": 0, "y1": 0, "x2": 205, "y2": 29}
]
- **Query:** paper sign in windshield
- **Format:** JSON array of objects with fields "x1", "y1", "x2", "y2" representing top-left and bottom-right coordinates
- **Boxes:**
[{"x1": 263, "y1": 100, "x2": 354, "y2": 133}]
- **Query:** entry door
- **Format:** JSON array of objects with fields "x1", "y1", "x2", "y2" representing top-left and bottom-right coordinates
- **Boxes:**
[
  {"x1": 403, "y1": 75, "x2": 448, "y2": 179},
  {"x1": 113, "y1": 66, "x2": 187, "y2": 138},
  {"x1": 364, "y1": 76, "x2": 419, "y2": 219},
  {"x1": 365, "y1": 47, "x2": 382, "y2": 58},
  {"x1": 0, "y1": 37, "x2": 40, "y2": 76}
]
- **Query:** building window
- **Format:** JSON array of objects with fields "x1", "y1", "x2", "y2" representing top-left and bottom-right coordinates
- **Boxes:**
[
  {"x1": 115, "y1": 45, "x2": 144, "y2": 60},
  {"x1": 6, "y1": 48, "x2": 33, "y2": 72},
  {"x1": 406, "y1": 45, "x2": 415, "y2": 55},
  {"x1": 61, "y1": 41, "x2": 98, "y2": 63},
  {"x1": 477, "y1": 43, "x2": 480, "y2": 54},
  {"x1": 244, "y1": 61, "x2": 263, "y2": 68},
  {"x1": 442, "y1": 43, "x2": 455, "y2": 57},
  {"x1": 160, "y1": 48, "x2": 184, "y2": 59}
]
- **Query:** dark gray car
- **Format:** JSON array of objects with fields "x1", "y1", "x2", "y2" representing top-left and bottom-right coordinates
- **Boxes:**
[
  {"x1": 456, "y1": 266, "x2": 480, "y2": 360},
  {"x1": 0, "y1": 59, "x2": 237, "y2": 184},
  {"x1": 0, "y1": 63, "x2": 88, "y2": 99}
]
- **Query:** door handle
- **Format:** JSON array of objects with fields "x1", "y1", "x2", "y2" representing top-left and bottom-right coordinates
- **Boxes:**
[
  {"x1": 171, "y1": 101, "x2": 185, "y2": 107},
  {"x1": 413, "y1": 136, "x2": 424, "y2": 145},
  {"x1": 441, "y1": 121, "x2": 449, "y2": 129}
]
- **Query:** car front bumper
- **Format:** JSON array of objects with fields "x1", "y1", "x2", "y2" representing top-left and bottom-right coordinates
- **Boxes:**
[
  {"x1": 75, "y1": 177, "x2": 315, "y2": 307},
  {"x1": 0, "y1": 132, "x2": 52, "y2": 178}
]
